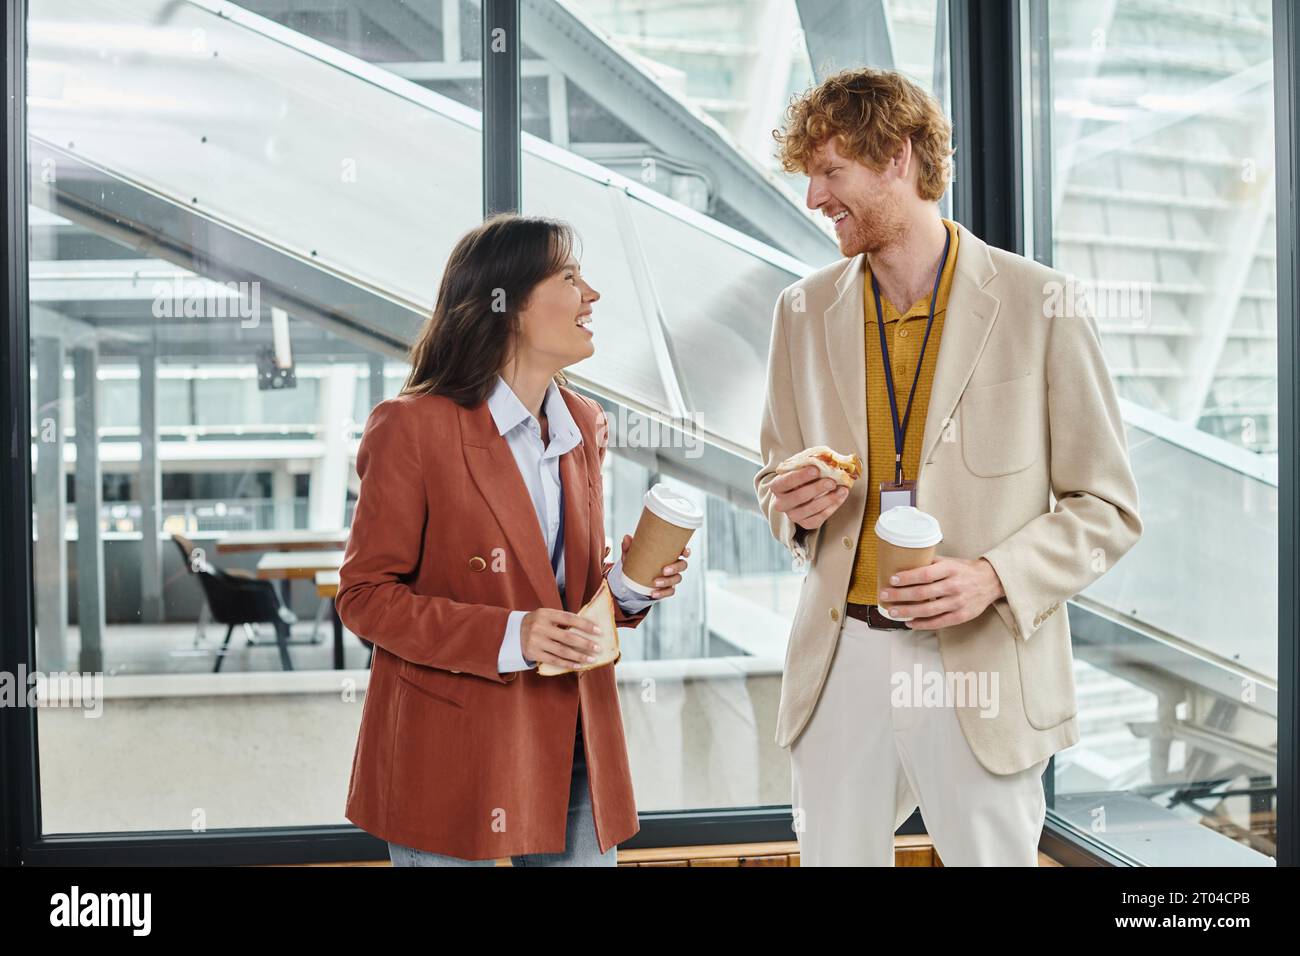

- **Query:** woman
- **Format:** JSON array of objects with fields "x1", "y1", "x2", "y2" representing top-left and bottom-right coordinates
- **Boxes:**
[{"x1": 336, "y1": 213, "x2": 691, "y2": 866}]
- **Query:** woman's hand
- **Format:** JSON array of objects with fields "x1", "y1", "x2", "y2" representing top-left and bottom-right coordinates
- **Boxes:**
[
  {"x1": 521, "y1": 607, "x2": 604, "y2": 670},
  {"x1": 619, "y1": 533, "x2": 691, "y2": 599}
]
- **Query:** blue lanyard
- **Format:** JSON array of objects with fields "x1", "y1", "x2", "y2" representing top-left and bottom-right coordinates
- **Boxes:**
[
  {"x1": 872, "y1": 227, "x2": 952, "y2": 485},
  {"x1": 550, "y1": 475, "x2": 567, "y2": 609},
  {"x1": 550, "y1": 484, "x2": 565, "y2": 577}
]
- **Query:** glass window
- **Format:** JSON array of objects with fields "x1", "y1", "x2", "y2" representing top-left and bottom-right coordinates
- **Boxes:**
[
  {"x1": 1024, "y1": 0, "x2": 1277, "y2": 864},
  {"x1": 523, "y1": 0, "x2": 952, "y2": 813},
  {"x1": 27, "y1": 0, "x2": 481, "y2": 834},
  {"x1": 24, "y1": 0, "x2": 955, "y2": 841}
]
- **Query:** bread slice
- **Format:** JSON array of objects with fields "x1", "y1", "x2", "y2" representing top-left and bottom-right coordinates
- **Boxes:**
[
  {"x1": 536, "y1": 580, "x2": 621, "y2": 676},
  {"x1": 776, "y1": 444, "x2": 863, "y2": 489}
]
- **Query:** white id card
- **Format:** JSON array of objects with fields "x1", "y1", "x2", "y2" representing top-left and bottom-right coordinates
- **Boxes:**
[{"x1": 879, "y1": 479, "x2": 917, "y2": 514}]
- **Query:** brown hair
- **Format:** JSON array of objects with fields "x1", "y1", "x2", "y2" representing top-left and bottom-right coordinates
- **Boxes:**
[
  {"x1": 401, "y1": 213, "x2": 578, "y2": 407},
  {"x1": 773, "y1": 67, "x2": 954, "y2": 202}
]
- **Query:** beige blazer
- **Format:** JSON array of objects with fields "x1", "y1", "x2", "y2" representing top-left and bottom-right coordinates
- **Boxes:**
[{"x1": 755, "y1": 221, "x2": 1143, "y2": 775}]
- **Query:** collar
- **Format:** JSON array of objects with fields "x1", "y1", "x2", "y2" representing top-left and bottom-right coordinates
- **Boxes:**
[
  {"x1": 486, "y1": 375, "x2": 582, "y2": 457},
  {"x1": 863, "y1": 217, "x2": 961, "y2": 321}
]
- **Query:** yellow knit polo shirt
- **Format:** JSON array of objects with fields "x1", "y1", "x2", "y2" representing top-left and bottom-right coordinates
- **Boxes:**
[{"x1": 846, "y1": 218, "x2": 959, "y2": 605}]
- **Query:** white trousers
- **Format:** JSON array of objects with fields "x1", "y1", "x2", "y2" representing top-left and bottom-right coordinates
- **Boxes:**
[{"x1": 790, "y1": 614, "x2": 1049, "y2": 866}]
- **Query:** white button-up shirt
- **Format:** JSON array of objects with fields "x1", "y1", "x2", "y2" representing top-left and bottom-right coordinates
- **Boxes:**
[{"x1": 486, "y1": 375, "x2": 655, "y2": 671}]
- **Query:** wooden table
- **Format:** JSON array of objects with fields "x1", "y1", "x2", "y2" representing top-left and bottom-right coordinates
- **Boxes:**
[
  {"x1": 315, "y1": 570, "x2": 339, "y2": 599},
  {"x1": 312, "y1": 571, "x2": 364, "y2": 669},
  {"x1": 214, "y1": 529, "x2": 350, "y2": 554},
  {"x1": 255, "y1": 550, "x2": 346, "y2": 580},
  {"x1": 256, "y1": 552, "x2": 346, "y2": 668},
  {"x1": 218, "y1": 531, "x2": 349, "y2": 607}
]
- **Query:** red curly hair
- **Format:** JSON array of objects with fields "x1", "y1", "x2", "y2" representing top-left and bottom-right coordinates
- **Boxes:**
[{"x1": 774, "y1": 67, "x2": 954, "y2": 202}]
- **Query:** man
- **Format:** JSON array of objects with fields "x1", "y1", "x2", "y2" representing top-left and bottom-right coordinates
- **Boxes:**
[{"x1": 754, "y1": 68, "x2": 1142, "y2": 866}]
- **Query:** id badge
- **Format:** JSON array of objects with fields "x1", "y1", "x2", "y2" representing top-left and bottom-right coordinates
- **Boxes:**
[{"x1": 879, "y1": 478, "x2": 917, "y2": 515}]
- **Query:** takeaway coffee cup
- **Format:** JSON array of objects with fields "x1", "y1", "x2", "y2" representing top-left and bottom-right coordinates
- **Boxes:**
[
  {"x1": 875, "y1": 506, "x2": 943, "y2": 620},
  {"x1": 621, "y1": 484, "x2": 703, "y2": 596}
]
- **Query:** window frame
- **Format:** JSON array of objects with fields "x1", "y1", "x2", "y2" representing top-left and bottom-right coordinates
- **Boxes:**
[{"x1": 1, "y1": 0, "x2": 1295, "y2": 868}]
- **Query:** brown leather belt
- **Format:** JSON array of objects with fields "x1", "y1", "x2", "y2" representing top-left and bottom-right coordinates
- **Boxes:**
[{"x1": 845, "y1": 602, "x2": 911, "y2": 630}]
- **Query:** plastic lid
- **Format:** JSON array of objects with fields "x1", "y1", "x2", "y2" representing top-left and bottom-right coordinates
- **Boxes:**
[
  {"x1": 643, "y1": 483, "x2": 704, "y2": 529},
  {"x1": 875, "y1": 505, "x2": 942, "y2": 549}
]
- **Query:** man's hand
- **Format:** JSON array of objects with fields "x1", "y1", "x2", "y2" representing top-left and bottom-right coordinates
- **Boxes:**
[
  {"x1": 771, "y1": 465, "x2": 851, "y2": 531},
  {"x1": 618, "y1": 533, "x2": 690, "y2": 599},
  {"x1": 876, "y1": 557, "x2": 1006, "y2": 630}
]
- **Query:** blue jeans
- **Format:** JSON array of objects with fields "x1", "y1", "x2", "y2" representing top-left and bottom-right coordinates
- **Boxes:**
[{"x1": 388, "y1": 722, "x2": 617, "y2": 867}]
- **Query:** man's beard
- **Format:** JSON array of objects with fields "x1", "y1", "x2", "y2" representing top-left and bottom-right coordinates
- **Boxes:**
[{"x1": 840, "y1": 200, "x2": 904, "y2": 257}]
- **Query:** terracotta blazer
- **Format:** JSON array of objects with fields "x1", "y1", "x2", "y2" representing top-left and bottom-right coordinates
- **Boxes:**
[{"x1": 337, "y1": 385, "x2": 650, "y2": 860}]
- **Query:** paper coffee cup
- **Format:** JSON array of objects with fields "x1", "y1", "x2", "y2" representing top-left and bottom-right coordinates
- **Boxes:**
[
  {"x1": 622, "y1": 484, "x2": 703, "y2": 596},
  {"x1": 874, "y1": 506, "x2": 942, "y2": 620}
]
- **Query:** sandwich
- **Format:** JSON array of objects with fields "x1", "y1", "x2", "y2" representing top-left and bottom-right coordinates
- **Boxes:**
[
  {"x1": 776, "y1": 445, "x2": 863, "y2": 489},
  {"x1": 537, "y1": 580, "x2": 620, "y2": 676}
]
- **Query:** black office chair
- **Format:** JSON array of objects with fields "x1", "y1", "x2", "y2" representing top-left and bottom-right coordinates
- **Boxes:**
[
  {"x1": 198, "y1": 566, "x2": 298, "y2": 672},
  {"x1": 172, "y1": 533, "x2": 242, "y2": 646},
  {"x1": 172, "y1": 533, "x2": 255, "y2": 580},
  {"x1": 171, "y1": 534, "x2": 301, "y2": 672}
]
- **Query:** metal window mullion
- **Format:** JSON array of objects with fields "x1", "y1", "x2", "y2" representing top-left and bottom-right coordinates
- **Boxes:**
[
  {"x1": 949, "y1": 0, "x2": 1020, "y2": 253},
  {"x1": 482, "y1": 0, "x2": 521, "y2": 217},
  {"x1": 1272, "y1": 0, "x2": 1299, "y2": 871},
  {"x1": 1, "y1": 0, "x2": 36, "y2": 867}
]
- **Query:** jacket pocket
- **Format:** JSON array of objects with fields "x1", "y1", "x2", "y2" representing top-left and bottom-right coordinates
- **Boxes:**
[
  {"x1": 1012, "y1": 618, "x2": 1077, "y2": 728},
  {"x1": 959, "y1": 372, "x2": 1042, "y2": 477},
  {"x1": 397, "y1": 659, "x2": 470, "y2": 709}
]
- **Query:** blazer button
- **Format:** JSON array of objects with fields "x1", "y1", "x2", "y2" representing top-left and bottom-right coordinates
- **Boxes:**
[
  {"x1": 830, "y1": 607, "x2": 840, "y2": 622},
  {"x1": 468, "y1": 556, "x2": 487, "y2": 572},
  {"x1": 842, "y1": 536, "x2": 853, "y2": 549}
]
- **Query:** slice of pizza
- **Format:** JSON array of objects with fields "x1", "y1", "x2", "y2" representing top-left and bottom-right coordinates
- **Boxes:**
[
  {"x1": 776, "y1": 445, "x2": 863, "y2": 489},
  {"x1": 536, "y1": 579, "x2": 621, "y2": 676}
]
